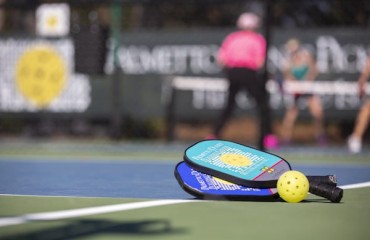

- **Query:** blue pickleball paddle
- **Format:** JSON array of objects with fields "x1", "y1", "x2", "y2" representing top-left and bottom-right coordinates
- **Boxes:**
[{"x1": 174, "y1": 161, "x2": 278, "y2": 200}]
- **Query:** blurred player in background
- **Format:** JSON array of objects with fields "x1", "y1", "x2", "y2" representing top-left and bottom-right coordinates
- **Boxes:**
[
  {"x1": 347, "y1": 56, "x2": 370, "y2": 153},
  {"x1": 208, "y1": 12, "x2": 278, "y2": 151},
  {"x1": 280, "y1": 38, "x2": 326, "y2": 145}
]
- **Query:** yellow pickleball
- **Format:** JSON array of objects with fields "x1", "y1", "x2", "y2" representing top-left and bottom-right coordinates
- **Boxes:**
[
  {"x1": 220, "y1": 153, "x2": 252, "y2": 167},
  {"x1": 277, "y1": 170, "x2": 309, "y2": 203},
  {"x1": 15, "y1": 45, "x2": 66, "y2": 107}
]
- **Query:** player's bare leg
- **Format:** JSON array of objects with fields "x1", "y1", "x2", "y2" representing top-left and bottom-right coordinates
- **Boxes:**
[
  {"x1": 308, "y1": 96, "x2": 326, "y2": 144},
  {"x1": 348, "y1": 100, "x2": 370, "y2": 153},
  {"x1": 353, "y1": 100, "x2": 370, "y2": 138},
  {"x1": 281, "y1": 106, "x2": 298, "y2": 144}
]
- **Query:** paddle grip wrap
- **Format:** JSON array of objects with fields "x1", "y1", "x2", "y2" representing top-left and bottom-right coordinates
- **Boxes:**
[
  {"x1": 309, "y1": 181, "x2": 343, "y2": 203},
  {"x1": 306, "y1": 175, "x2": 337, "y2": 187}
]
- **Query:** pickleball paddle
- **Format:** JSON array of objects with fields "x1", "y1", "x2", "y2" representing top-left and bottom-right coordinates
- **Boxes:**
[
  {"x1": 175, "y1": 161, "x2": 278, "y2": 200},
  {"x1": 183, "y1": 140, "x2": 343, "y2": 202}
]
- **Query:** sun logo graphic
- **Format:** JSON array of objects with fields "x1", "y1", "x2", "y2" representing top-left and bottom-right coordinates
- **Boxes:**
[
  {"x1": 36, "y1": 3, "x2": 70, "y2": 37},
  {"x1": 220, "y1": 153, "x2": 252, "y2": 167},
  {"x1": 261, "y1": 166, "x2": 275, "y2": 174},
  {"x1": 15, "y1": 45, "x2": 67, "y2": 108},
  {"x1": 47, "y1": 15, "x2": 58, "y2": 29}
]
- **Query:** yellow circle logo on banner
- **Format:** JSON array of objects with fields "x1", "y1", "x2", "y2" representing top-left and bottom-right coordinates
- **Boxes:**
[{"x1": 15, "y1": 45, "x2": 66, "y2": 107}]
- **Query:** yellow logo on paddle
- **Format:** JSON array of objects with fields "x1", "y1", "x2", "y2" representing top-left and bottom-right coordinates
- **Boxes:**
[
  {"x1": 15, "y1": 45, "x2": 66, "y2": 107},
  {"x1": 220, "y1": 153, "x2": 252, "y2": 167},
  {"x1": 213, "y1": 176, "x2": 234, "y2": 185}
]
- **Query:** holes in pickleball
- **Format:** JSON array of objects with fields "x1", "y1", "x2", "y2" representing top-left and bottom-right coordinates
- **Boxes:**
[{"x1": 277, "y1": 171, "x2": 309, "y2": 203}]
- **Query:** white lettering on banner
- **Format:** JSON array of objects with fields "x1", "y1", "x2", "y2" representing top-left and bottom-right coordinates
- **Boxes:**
[
  {"x1": 193, "y1": 90, "x2": 225, "y2": 109},
  {"x1": 267, "y1": 47, "x2": 285, "y2": 72},
  {"x1": 194, "y1": 86, "x2": 364, "y2": 111},
  {"x1": 269, "y1": 36, "x2": 369, "y2": 74},
  {"x1": 107, "y1": 35, "x2": 369, "y2": 75},
  {"x1": 316, "y1": 36, "x2": 345, "y2": 73},
  {"x1": 106, "y1": 45, "x2": 220, "y2": 75},
  {"x1": 168, "y1": 76, "x2": 370, "y2": 112},
  {"x1": 341, "y1": 44, "x2": 368, "y2": 74}
]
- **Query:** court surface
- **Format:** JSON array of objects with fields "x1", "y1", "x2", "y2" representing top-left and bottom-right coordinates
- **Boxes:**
[{"x1": 0, "y1": 139, "x2": 369, "y2": 240}]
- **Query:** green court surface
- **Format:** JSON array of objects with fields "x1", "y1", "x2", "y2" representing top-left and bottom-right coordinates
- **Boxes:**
[
  {"x1": 0, "y1": 139, "x2": 369, "y2": 239},
  {"x1": 0, "y1": 188, "x2": 369, "y2": 240}
]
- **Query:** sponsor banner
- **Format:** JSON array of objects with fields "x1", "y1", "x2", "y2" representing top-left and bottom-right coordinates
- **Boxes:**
[
  {"x1": 105, "y1": 29, "x2": 370, "y2": 78},
  {"x1": 0, "y1": 38, "x2": 91, "y2": 113}
]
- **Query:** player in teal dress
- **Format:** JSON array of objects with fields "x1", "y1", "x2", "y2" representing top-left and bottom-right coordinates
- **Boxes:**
[{"x1": 280, "y1": 38, "x2": 326, "y2": 145}]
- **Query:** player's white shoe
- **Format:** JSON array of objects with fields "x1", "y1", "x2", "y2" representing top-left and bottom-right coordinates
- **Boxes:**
[{"x1": 347, "y1": 136, "x2": 362, "y2": 154}]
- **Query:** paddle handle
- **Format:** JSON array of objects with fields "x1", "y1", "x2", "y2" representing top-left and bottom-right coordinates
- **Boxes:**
[
  {"x1": 307, "y1": 175, "x2": 337, "y2": 187},
  {"x1": 309, "y1": 181, "x2": 343, "y2": 203}
]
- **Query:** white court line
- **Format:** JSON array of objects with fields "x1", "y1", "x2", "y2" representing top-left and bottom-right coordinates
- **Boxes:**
[
  {"x1": 340, "y1": 181, "x2": 370, "y2": 190},
  {"x1": 0, "y1": 199, "x2": 196, "y2": 228},
  {"x1": 0, "y1": 181, "x2": 369, "y2": 228}
]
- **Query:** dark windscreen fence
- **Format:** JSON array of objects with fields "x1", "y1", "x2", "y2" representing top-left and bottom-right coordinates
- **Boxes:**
[
  {"x1": 0, "y1": 0, "x2": 369, "y2": 141},
  {"x1": 73, "y1": 26, "x2": 109, "y2": 75}
]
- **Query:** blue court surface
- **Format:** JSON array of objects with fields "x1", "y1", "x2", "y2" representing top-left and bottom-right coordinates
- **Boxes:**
[
  {"x1": 0, "y1": 139, "x2": 369, "y2": 199},
  {"x1": 0, "y1": 158, "x2": 369, "y2": 199}
]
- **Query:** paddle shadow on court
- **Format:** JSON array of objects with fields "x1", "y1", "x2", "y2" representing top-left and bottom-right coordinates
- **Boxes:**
[{"x1": 1, "y1": 219, "x2": 187, "y2": 240}]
